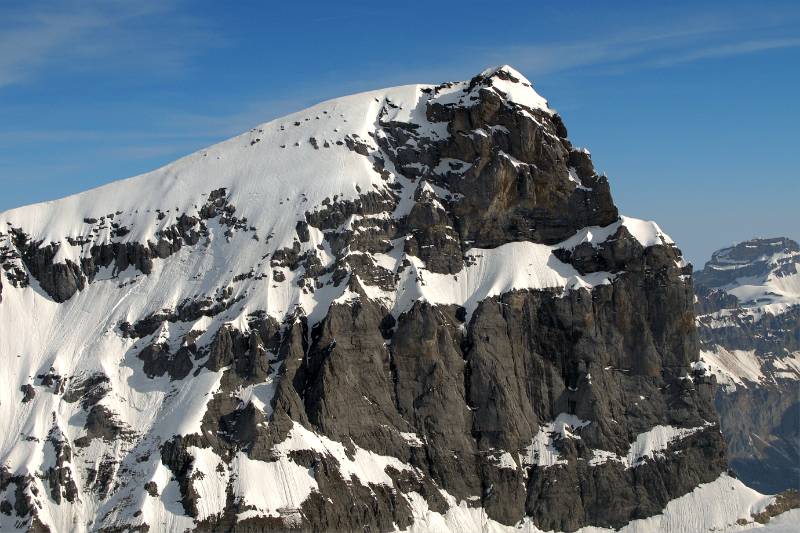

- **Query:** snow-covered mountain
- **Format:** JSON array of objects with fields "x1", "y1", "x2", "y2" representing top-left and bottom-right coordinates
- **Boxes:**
[
  {"x1": 1, "y1": 66, "x2": 796, "y2": 532},
  {"x1": 694, "y1": 237, "x2": 800, "y2": 493}
]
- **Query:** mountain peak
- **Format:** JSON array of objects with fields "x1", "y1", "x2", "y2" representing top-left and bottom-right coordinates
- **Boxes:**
[
  {"x1": 478, "y1": 64, "x2": 529, "y2": 83},
  {"x1": 1, "y1": 67, "x2": 774, "y2": 533},
  {"x1": 468, "y1": 64, "x2": 551, "y2": 112}
]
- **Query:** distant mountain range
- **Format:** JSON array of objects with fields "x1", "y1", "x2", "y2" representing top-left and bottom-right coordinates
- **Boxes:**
[{"x1": 694, "y1": 237, "x2": 799, "y2": 494}]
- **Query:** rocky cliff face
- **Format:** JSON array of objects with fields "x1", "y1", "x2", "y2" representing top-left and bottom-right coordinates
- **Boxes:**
[
  {"x1": 0, "y1": 66, "x2": 785, "y2": 533},
  {"x1": 694, "y1": 238, "x2": 800, "y2": 494}
]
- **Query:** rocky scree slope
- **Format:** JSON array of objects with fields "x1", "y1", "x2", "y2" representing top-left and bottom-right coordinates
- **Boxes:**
[
  {"x1": 695, "y1": 237, "x2": 800, "y2": 493},
  {"x1": 0, "y1": 66, "x2": 783, "y2": 532}
]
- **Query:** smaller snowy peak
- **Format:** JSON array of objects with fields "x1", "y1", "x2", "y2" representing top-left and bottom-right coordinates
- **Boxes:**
[
  {"x1": 705, "y1": 237, "x2": 798, "y2": 270},
  {"x1": 478, "y1": 64, "x2": 538, "y2": 89},
  {"x1": 433, "y1": 64, "x2": 552, "y2": 113},
  {"x1": 695, "y1": 237, "x2": 800, "y2": 311}
]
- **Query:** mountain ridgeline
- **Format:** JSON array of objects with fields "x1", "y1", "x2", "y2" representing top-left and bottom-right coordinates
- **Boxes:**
[{"x1": 0, "y1": 66, "x2": 794, "y2": 532}]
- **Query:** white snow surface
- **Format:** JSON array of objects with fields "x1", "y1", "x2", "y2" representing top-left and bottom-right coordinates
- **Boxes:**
[
  {"x1": 232, "y1": 452, "x2": 317, "y2": 520},
  {"x1": 187, "y1": 446, "x2": 229, "y2": 522},
  {"x1": 699, "y1": 347, "x2": 765, "y2": 388}
]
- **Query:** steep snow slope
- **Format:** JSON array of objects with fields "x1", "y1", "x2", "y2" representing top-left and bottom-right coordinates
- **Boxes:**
[{"x1": 1, "y1": 66, "x2": 794, "y2": 532}]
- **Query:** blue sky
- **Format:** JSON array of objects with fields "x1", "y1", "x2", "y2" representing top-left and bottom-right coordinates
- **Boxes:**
[{"x1": 0, "y1": 0, "x2": 798, "y2": 265}]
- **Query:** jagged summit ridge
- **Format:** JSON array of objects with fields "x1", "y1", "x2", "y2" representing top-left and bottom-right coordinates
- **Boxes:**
[
  {"x1": 0, "y1": 63, "x2": 661, "y2": 322},
  {"x1": 1, "y1": 65, "x2": 548, "y2": 243},
  {"x1": 1, "y1": 66, "x2": 790, "y2": 533}
]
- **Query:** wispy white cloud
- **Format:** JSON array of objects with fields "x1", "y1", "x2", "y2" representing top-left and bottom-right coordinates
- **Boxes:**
[
  {"x1": 0, "y1": 95, "x2": 314, "y2": 151},
  {"x1": 0, "y1": 10, "x2": 103, "y2": 86},
  {"x1": 649, "y1": 37, "x2": 800, "y2": 67},
  {"x1": 0, "y1": 0, "x2": 219, "y2": 88},
  {"x1": 460, "y1": 11, "x2": 800, "y2": 78}
]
